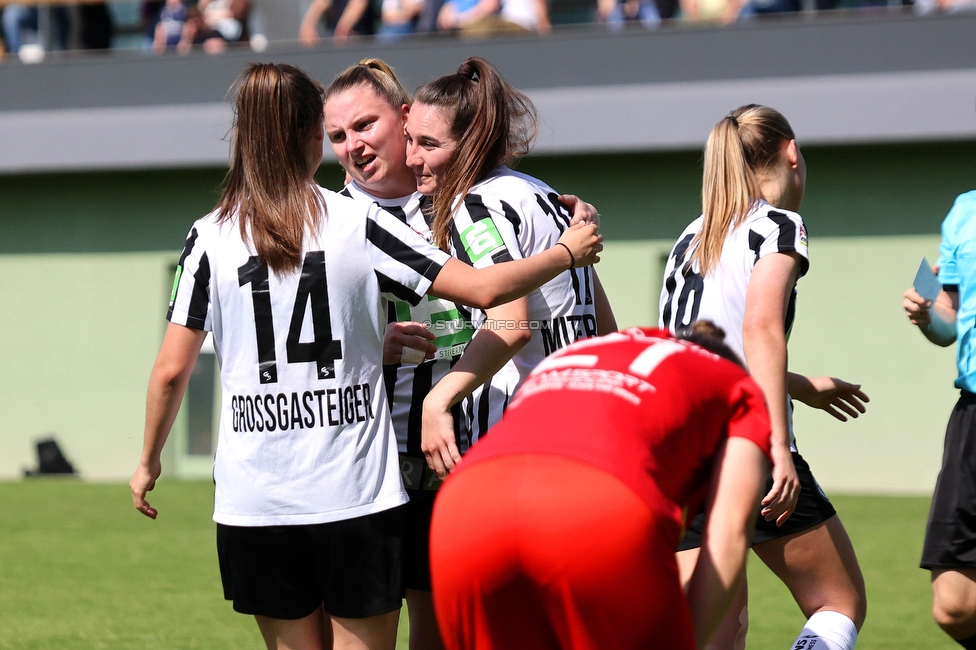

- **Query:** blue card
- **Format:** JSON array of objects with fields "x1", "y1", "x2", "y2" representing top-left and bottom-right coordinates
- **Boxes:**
[{"x1": 913, "y1": 257, "x2": 942, "y2": 303}]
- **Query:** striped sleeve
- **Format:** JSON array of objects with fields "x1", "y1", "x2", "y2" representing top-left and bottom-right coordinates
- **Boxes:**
[
  {"x1": 167, "y1": 224, "x2": 212, "y2": 330},
  {"x1": 450, "y1": 193, "x2": 524, "y2": 269},
  {"x1": 747, "y1": 209, "x2": 810, "y2": 277},
  {"x1": 365, "y1": 204, "x2": 450, "y2": 306}
]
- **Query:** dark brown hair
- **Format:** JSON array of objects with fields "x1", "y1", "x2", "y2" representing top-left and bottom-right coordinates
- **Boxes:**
[
  {"x1": 676, "y1": 320, "x2": 744, "y2": 368},
  {"x1": 216, "y1": 62, "x2": 326, "y2": 273},
  {"x1": 413, "y1": 57, "x2": 537, "y2": 249},
  {"x1": 694, "y1": 104, "x2": 795, "y2": 275}
]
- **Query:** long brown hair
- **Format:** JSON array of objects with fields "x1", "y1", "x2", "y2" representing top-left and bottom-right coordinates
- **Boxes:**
[
  {"x1": 324, "y1": 58, "x2": 411, "y2": 110},
  {"x1": 413, "y1": 57, "x2": 537, "y2": 250},
  {"x1": 217, "y1": 62, "x2": 326, "y2": 274},
  {"x1": 693, "y1": 104, "x2": 795, "y2": 275}
]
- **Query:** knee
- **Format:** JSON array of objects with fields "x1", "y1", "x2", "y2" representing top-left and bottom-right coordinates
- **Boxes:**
[{"x1": 933, "y1": 594, "x2": 976, "y2": 637}]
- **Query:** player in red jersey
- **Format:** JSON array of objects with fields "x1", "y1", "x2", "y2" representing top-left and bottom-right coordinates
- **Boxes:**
[{"x1": 428, "y1": 322, "x2": 772, "y2": 650}]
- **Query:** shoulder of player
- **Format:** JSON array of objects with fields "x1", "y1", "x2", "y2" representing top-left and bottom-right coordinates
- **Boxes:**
[{"x1": 469, "y1": 167, "x2": 553, "y2": 203}]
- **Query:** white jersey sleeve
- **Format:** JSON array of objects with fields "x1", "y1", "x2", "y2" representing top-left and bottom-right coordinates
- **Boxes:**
[{"x1": 168, "y1": 222, "x2": 215, "y2": 331}]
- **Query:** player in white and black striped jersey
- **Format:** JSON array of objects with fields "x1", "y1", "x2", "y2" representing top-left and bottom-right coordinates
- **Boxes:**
[
  {"x1": 131, "y1": 62, "x2": 603, "y2": 650},
  {"x1": 406, "y1": 57, "x2": 616, "y2": 480},
  {"x1": 658, "y1": 105, "x2": 868, "y2": 650},
  {"x1": 660, "y1": 201, "x2": 808, "y2": 368},
  {"x1": 447, "y1": 168, "x2": 607, "y2": 443},
  {"x1": 324, "y1": 58, "x2": 605, "y2": 650}
]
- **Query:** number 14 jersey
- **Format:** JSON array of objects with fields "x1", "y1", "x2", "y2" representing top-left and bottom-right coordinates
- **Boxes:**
[{"x1": 167, "y1": 187, "x2": 450, "y2": 527}]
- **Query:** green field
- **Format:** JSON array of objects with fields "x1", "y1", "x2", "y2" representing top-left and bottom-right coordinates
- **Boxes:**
[{"x1": 0, "y1": 480, "x2": 955, "y2": 649}]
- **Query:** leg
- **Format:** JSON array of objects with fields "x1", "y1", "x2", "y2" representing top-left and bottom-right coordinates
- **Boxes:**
[
  {"x1": 332, "y1": 610, "x2": 400, "y2": 650},
  {"x1": 255, "y1": 605, "x2": 331, "y2": 650},
  {"x1": 677, "y1": 547, "x2": 749, "y2": 650},
  {"x1": 753, "y1": 516, "x2": 865, "y2": 649},
  {"x1": 932, "y1": 568, "x2": 976, "y2": 640},
  {"x1": 405, "y1": 588, "x2": 445, "y2": 650}
]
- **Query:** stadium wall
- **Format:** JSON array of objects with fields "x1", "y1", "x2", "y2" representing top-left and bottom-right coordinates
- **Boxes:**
[{"x1": 1, "y1": 14, "x2": 974, "y2": 492}]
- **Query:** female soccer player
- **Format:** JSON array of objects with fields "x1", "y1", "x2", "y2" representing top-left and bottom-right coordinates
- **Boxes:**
[
  {"x1": 659, "y1": 104, "x2": 868, "y2": 650},
  {"x1": 405, "y1": 56, "x2": 617, "y2": 480},
  {"x1": 128, "y1": 62, "x2": 602, "y2": 650},
  {"x1": 429, "y1": 323, "x2": 772, "y2": 650},
  {"x1": 323, "y1": 58, "x2": 601, "y2": 650}
]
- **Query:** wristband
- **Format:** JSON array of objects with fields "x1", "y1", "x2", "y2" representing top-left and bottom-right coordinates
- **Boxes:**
[{"x1": 556, "y1": 242, "x2": 575, "y2": 269}]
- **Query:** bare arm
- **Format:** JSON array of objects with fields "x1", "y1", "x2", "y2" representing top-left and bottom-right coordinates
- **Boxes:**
[
  {"x1": 904, "y1": 286, "x2": 958, "y2": 347},
  {"x1": 592, "y1": 270, "x2": 617, "y2": 335},
  {"x1": 428, "y1": 222, "x2": 602, "y2": 309},
  {"x1": 786, "y1": 373, "x2": 869, "y2": 422},
  {"x1": 130, "y1": 323, "x2": 207, "y2": 519},
  {"x1": 333, "y1": 0, "x2": 368, "y2": 41},
  {"x1": 299, "y1": 0, "x2": 330, "y2": 45},
  {"x1": 742, "y1": 252, "x2": 800, "y2": 526},
  {"x1": 422, "y1": 298, "x2": 531, "y2": 477},
  {"x1": 685, "y1": 438, "x2": 768, "y2": 649}
]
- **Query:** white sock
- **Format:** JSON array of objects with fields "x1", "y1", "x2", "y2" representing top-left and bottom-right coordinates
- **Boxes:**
[{"x1": 789, "y1": 611, "x2": 858, "y2": 650}]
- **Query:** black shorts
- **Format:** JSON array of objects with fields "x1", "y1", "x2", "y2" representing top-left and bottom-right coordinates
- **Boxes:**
[
  {"x1": 677, "y1": 450, "x2": 836, "y2": 552},
  {"x1": 216, "y1": 507, "x2": 405, "y2": 620},
  {"x1": 921, "y1": 391, "x2": 976, "y2": 569},
  {"x1": 399, "y1": 454, "x2": 443, "y2": 592}
]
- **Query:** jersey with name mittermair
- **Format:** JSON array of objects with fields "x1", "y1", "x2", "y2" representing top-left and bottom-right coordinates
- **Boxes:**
[
  {"x1": 658, "y1": 201, "x2": 808, "y2": 447},
  {"x1": 341, "y1": 182, "x2": 474, "y2": 487},
  {"x1": 167, "y1": 186, "x2": 450, "y2": 526},
  {"x1": 448, "y1": 167, "x2": 599, "y2": 444}
]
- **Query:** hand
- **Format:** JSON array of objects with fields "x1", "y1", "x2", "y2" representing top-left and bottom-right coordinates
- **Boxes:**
[
  {"x1": 422, "y1": 398, "x2": 461, "y2": 479},
  {"x1": 383, "y1": 321, "x2": 436, "y2": 365},
  {"x1": 556, "y1": 223, "x2": 603, "y2": 268},
  {"x1": 559, "y1": 194, "x2": 601, "y2": 227},
  {"x1": 791, "y1": 375, "x2": 869, "y2": 422},
  {"x1": 903, "y1": 287, "x2": 933, "y2": 327},
  {"x1": 130, "y1": 460, "x2": 161, "y2": 519},
  {"x1": 760, "y1": 446, "x2": 800, "y2": 526}
]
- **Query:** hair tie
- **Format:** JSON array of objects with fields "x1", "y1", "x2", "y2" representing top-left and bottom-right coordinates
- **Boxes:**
[
  {"x1": 727, "y1": 114, "x2": 739, "y2": 128},
  {"x1": 457, "y1": 63, "x2": 479, "y2": 82}
]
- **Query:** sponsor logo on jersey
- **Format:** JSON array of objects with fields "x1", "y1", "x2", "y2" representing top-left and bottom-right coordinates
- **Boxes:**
[
  {"x1": 460, "y1": 220, "x2": 505, "y2": 263},
  {"x1": 169, "y1": 265, "x2": 183, "y2": 305}
]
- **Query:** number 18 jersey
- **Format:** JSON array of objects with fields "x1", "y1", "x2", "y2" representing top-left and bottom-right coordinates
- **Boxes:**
[
  {"x1": 658, "y1": 201, "x2": 809, "y2": 362},
  {"x1": 167, "y1": 187, "x2": 451, "y2": 527}
]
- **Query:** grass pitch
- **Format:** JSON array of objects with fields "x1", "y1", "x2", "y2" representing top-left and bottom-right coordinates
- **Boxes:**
[{"x1": 0, "y1": 480, "x2": 955, "y2": 649}]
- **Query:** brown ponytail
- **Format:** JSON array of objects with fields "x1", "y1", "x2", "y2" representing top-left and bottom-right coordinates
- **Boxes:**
[
  {"x1": 413, "y1": 57, "x2": 537, "y2": 250},
  {"x1": 693, "y1": 104, "x2": 795, "y2": 275},
  {"x1": 216, "y1": 63, "x2": 326, "y2": 274}
]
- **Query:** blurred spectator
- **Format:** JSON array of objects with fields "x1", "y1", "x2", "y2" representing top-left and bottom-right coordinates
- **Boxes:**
[
  {"x1": 597, "y1": 0, "x2": 661, "y2": 28},
  {"x1": 80, "y1": 3, "x2": 114, "y2": 49},
  {"x1": 178, "y1": 0, "x2": 250, "y2": 53},
  {"x1": 141, "y1": 0, "x2": 164, "y2": 46},
  {"x1": 437, "y1": 0, "x2": 500, "y2": 30},
  {"x1": 438, "y1": 0, "x2": 548, "y2": 34},
  {"x1": 678, "y1": 0, "x2": 739, "y2": 22},
  {"x1": 154, "y1": 0, "x2": 188, "y2": 51},
  {"x1": 378, "y1": 0, "x2": 424, "y2": 40},
  {"x1": 914, "y1": 0, "x2": 976, "y2": 12},
  {"x1": 2, "y1": 4, "x2": 69, "y2": 54},
  {"x1": 299, "y1": 0, "x2": 377, "y2": 45}
]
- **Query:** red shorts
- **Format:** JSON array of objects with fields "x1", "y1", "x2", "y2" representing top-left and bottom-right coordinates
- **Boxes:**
[{"x1": 430, "y1": 454, "x2": 694, "y2": 650}]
